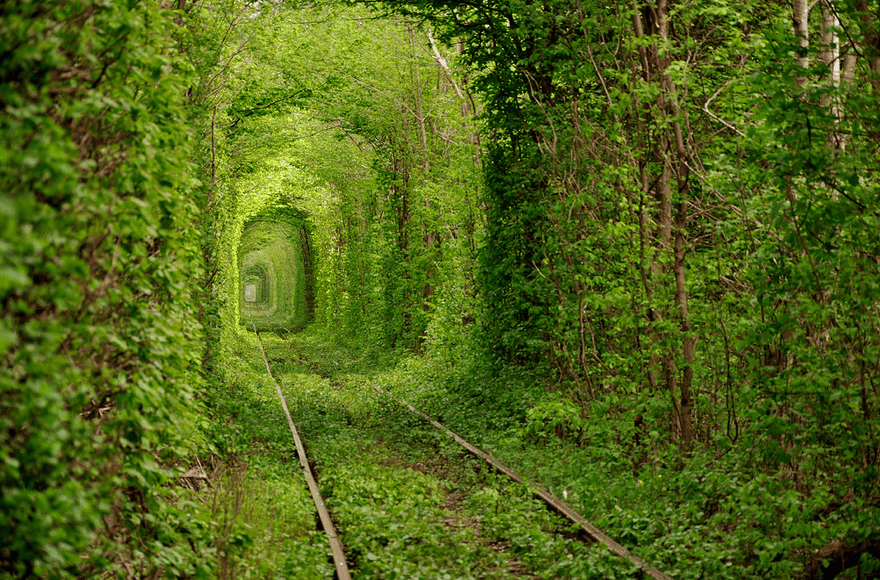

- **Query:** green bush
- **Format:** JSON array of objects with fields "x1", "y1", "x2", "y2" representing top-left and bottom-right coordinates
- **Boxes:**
[{"x1": 1, "y1": 2, "x2": 206, "y2": 576}]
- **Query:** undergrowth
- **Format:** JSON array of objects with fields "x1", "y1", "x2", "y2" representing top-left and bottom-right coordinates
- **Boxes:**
[
  {"x1": 277, "y1": 327, "x2": 662, "y2": 579},
  {"x1": 406, "y1": 336, "x2": 880, "y2": 579},
  {"x1": 201, "y1": 325, "x2": 880, "y2": 579},
  {"x1": 195, "y1": 331, "x2": 334, "y2": 578}
]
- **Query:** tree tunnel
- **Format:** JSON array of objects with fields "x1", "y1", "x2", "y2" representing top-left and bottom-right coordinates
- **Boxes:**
[
  {"x1": 238, "y1": 205, "x2": 315, "y2": 332},
  {"x1": 242, "y1": 263, "x2": 270, "y2": 307}
]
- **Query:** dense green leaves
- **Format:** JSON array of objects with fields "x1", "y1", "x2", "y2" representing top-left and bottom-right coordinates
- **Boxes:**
[
  {"x1": 1, "y1": 1, "x2": 207, "y2": 577},
  {"x1": 372, "y1": 0, "x2": 880, "y2": 575},
  {"x1": 5, "y1": 0, "x2": 880, "y2": 577}
]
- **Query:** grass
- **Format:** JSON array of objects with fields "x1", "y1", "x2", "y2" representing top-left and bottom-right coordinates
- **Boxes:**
[
  {"x1": 183, "y1": 459, "x2": 330, "y2": 579},
  {"x1": 200, "y1": 326, "x2": 684, "y2": 578},
  {"x1": 198, "y1": 325, "x2": 880, "y2": 579},
  {"x1": 271, "y1": 328, "x2": 650, "y2": 579},
  {"x1": 193, "y1": 331, "x2": 334, "y2": 579}
]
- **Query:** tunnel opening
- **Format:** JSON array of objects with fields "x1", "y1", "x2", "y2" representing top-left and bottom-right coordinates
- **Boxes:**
[
  {"x1": 242, "y1": 263, "x2": 270, "y2": 309},
  {"x1": 238, "y1": 204, "x2": 315, "y2": 332}
]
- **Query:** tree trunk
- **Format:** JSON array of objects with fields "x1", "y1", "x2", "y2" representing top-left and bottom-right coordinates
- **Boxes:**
[
  {"x1": 632, "y1": 0, "x2": 696, "y2": 444},
  {"x1": 793, "y1": 0, "x2": 811, "y2": 87}
]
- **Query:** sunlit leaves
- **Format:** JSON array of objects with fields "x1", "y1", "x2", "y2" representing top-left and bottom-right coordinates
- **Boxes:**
[{"x1": 1, "y1": 1, "x2": 206, "y2": 577}]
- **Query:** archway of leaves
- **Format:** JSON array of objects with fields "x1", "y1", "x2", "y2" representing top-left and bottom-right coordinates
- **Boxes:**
[
  {"x1": 205, "y1": 3, "x2": 482, "y2": 355},
  {"x1": 237, "y1": 208, "x2": 315, "y2": 333},
  {"x1": 242, "y1": 263, "x2": 270, "y2": 308}
]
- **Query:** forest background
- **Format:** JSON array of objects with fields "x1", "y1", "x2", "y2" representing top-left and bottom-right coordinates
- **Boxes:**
[{"x1": 1, "y1": 0, "x2": 879, "y2": 578}]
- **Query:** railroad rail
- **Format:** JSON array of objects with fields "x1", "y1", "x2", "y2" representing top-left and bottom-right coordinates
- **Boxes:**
[
  {"x1": 252, "y1": 326, "x2": 351, "y2": 580},
  {"x1": 255, "y1": 324, "x2": 673, "y2": 579},
  {"x1": 373, "y1": 384, "x2": 675, "y2": 580}
]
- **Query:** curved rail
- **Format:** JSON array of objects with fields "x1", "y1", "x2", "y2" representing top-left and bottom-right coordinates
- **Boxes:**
[
  {"x1": 253, "y1": 326, "x2": 351, "y2": 580},
  {"x1": 373, "y1": 385, "x2": 674, "y2": 580}
]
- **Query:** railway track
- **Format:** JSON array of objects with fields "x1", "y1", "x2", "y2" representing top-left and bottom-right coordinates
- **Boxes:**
[
  {"x1": 253, "y1": 324, "x2": 351, "y2": 579},
  {"x1": 253, "y1": 327, "x2": 674, "y2": 579}
]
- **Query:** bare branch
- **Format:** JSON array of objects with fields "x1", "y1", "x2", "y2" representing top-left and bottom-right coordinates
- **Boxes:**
[
  {"x1": 703, "y1": 79, "x2": 747, "y2": 138},
  {"x1": 427, "y1": 29, "x2": 465, "y2": 99}
]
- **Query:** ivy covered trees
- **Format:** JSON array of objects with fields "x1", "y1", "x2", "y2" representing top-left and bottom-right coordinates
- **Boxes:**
[
  {"x1": 3, "y1": 0, "x2": 880, "y2": 577},
  {"x1": 385, "y1": 0, "x2": 880, "y2": 573}
]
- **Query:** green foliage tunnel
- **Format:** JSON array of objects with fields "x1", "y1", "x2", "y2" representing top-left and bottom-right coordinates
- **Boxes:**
[{"x1": 2, "y1": 0, "x2": 880, "y2": 578}]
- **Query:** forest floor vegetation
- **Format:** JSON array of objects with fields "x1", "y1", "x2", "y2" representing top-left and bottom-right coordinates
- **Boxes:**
[
  {"x1": 198, "y1": 327, "x2": 648, "y2": 578},
  {"x1": 197, "y1": 325, "x2": 879, "y2": 579}
]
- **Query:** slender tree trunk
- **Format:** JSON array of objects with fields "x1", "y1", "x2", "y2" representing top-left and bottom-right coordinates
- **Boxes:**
[
  {"x1": 855, "y1": 0, "x2": 880, "y2": 96},
  {"x1": 408, "y1": 25, "x2": 430, "y2": 171},
  {"x1": 820, "y1": 2, "x2": 859, "y2": 152},
  {"x1": 820, "y1": 1, "x2": 844, "y2": 154},
  {"x1": 793, "y1": 0, "x2": 811, "y2": 87},
  {"x1": 820, "y1": 3, "x2": 840, "y2": 88},
  {"x1": 632, "y1": 0, "x2": 695, "y2": 444}
]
